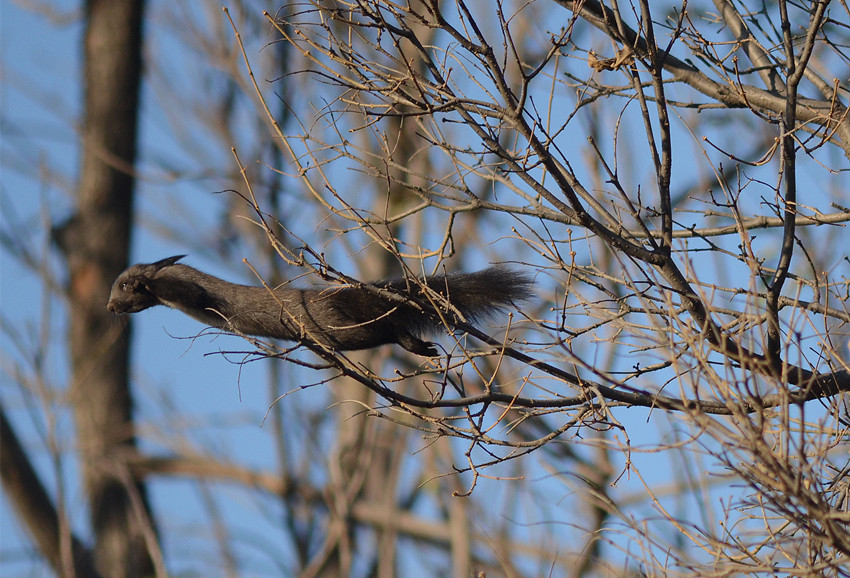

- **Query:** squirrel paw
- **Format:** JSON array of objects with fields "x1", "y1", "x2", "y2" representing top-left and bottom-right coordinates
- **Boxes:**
[{"x1": 397, "y1": 333, "x2": 439, "y2": 357}]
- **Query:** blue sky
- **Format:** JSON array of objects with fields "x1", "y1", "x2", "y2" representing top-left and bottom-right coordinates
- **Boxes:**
[
  {"x1": 3, "y1": 1, "x2": 849, "y2": 575},
  {"x1": 0, "y1": 2, "x2": 282, "y2": 572}
]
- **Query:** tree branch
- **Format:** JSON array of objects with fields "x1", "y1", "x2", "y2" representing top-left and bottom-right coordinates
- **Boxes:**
[{"x1": 0, "y1": 406, "x2": 100, "y2": 578}]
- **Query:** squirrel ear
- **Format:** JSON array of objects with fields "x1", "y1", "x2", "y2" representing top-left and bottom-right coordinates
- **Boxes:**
[{"x1": 151, "y1": 255, "x2": 186, "y2": 269}]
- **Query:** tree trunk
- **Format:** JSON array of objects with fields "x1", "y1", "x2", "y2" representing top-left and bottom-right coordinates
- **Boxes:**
[{"x1": 57, "y1": 1, "x2": 154, "y2": 575}]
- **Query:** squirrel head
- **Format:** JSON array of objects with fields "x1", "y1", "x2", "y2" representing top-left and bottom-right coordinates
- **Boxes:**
[{"x1": 107, "y1": 255, "x2": 185, "y2": 314}]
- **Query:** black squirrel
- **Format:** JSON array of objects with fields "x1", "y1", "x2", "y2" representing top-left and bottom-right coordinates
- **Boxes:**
[{"x1": 107, "y1": 255, "x2": 532, "y2": 356}]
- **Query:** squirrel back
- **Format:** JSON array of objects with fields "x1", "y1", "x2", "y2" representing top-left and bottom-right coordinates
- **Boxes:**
[{"x1": 107, "y1": 256, "x2": 532, "y2": 355}]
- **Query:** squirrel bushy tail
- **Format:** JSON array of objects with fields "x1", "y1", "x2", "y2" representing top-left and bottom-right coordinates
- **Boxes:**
[
  {"x1": 107, "y1": 256, "x2": 532, "y2": 355},
  {"x1": 375, "y1": 266, "x2": 531, "y2": 351}
]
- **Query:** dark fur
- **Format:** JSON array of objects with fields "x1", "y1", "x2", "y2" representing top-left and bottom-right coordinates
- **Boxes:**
[{"x1": 107, "y1": 256, "x2": 532, "y2": 355}]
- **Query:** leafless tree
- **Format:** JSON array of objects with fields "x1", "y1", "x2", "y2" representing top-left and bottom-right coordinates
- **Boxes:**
[
  {"x1": 3, "y1": 0, "x2": 155, "y2": 576},
  {"x1": 3, "y1": 0, "x2": 848, "y2": 576}
]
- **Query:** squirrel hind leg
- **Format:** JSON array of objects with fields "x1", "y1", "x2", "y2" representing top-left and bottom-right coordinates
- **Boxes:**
[{"x1": 396, "y1": 332, "x2": 439, "y2": 357}]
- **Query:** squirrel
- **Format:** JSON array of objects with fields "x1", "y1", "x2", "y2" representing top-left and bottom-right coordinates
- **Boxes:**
[{"x1": 107, "y1": 255, "x2": 532, "y2": 356}]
